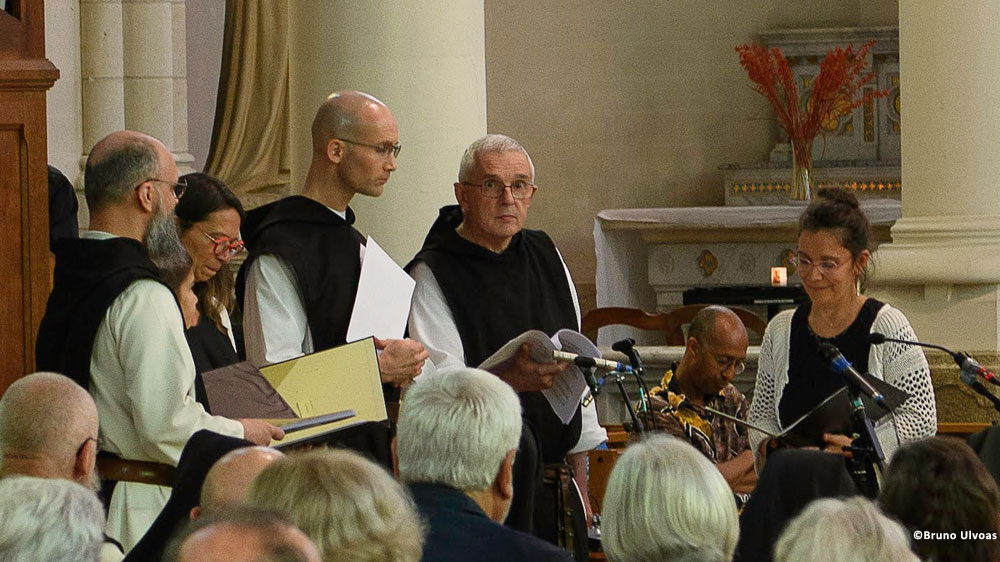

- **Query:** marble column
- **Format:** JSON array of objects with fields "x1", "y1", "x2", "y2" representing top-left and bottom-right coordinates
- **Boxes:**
[
  {"x1": 287, "y1": 1, "x2": 487, "y2": 264},
  {"x1": 869, "y1": 0, "x2": 1000, "y2": 350},
  {"x1": 80, "y1": 0, "x2": 126, "y2": 161},
  {"x1": 80, "y1": 0, "x2": 194, "y2": 193},
  {"x1": 869, "y1": 0, "x2": 1000, "y2": 424}
]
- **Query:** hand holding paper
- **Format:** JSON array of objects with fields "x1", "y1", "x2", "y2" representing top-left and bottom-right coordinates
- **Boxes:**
[
  {"x1": 495, "y1": 343, "x2": 570, "y2": 392},
  {"x1": 375, "y1": 337, "x2": 428, "y2": 386}
]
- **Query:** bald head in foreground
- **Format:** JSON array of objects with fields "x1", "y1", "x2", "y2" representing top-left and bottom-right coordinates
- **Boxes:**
[
  {"x1": 239, "y1": 91, "x2": 427, "y2": 384},
  {"x1": 167, "y1": 507, "x2": 321, "y2": 562},
  {"x1": 190, "y1": 446, "x2": 284, "y2": 519},
  {"x1": 0, "y1": 372, "x2": 99, "y2": 491}
]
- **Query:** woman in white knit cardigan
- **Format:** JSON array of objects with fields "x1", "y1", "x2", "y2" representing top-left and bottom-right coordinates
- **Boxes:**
[{"x1": 747, "y1": 187, "x2": 937, "y2": 467}]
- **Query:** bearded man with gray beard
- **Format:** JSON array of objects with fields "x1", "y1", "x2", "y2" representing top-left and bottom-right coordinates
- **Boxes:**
[{"x1": 35, "y1": 131, "x2": 283, "y2": 553}]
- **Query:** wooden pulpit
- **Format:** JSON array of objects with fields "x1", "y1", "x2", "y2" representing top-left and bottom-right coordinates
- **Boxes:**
[{"x1": 0, "y1": 1, "x2": 59, "y2": 393}]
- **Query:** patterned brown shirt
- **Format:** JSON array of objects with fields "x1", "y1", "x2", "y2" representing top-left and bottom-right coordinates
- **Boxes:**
[{"x1": 643, "y1": 369, "x2": 750, "y2": 463}]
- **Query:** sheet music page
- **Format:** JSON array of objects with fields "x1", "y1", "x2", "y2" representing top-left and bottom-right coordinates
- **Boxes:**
[{"x1": 346, "y1": 236, "x2": 416, "y2": 342}]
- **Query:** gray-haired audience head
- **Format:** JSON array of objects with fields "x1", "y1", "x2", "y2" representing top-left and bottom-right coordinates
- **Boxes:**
[
  {"x1": 603, "y1": 434, "x2": 739, "y2": 562},
  {"x1": 457, "y1": 134, "x2": 536, "y2": 184},
  {"x1": 0, "y1": 476, "x2": 105, "y2": 562},
  {"x1": 0, "y1": 372, "x2": 100, "y2": 491},
  {"x1": 396, "y1": 367, "x2": 522, "y2": 515},
  {"x1": 774, "y1": 497, "x2": 918, "y2": 562},
  {"x1": 191, "y1": 446, "x2": 285, "y2": 520},
  {"x1": 166, "y1": 506, "x2": 321, "y2": 562},
  {"x1": 247, "y1": 449, "x2": 423, "y2": 562}
]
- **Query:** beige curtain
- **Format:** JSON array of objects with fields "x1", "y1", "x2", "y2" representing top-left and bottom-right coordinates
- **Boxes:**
[{"x1": 204, "y1": 0, "x2": 290, "y2": 208}]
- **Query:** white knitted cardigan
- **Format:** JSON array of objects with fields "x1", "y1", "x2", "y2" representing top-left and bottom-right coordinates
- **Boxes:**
[{"x1": 747, "y1": 303, "x2": 938, "y2": 462}]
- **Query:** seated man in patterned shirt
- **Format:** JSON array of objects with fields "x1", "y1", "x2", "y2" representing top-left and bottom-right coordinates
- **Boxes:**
[{"x1": 645, "y1": 305, "x2": 756, "y2": 497}]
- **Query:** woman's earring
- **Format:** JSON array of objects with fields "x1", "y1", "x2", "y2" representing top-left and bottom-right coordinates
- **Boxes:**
[{"x1": 856, "y1": 278, "x2": 862, "y2": 297}]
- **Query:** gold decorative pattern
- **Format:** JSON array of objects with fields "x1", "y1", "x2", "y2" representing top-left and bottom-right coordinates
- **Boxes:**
[
  {"x1": 698, "y1": 250, "x2": 719, "y2": 277},
  {"x1": 779, "y1": 249, "x2": 797, "y2": 276},
  {"x1": 730, "y1": 180, "x2": 901, "y2": 193}
]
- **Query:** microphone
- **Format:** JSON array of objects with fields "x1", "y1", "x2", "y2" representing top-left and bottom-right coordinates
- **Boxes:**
[
  {"x1": 869, "y1": 333, "x2": 1000, "y2": 387},
  {"x1": 959, "y1": 367, "x2": 1000, "y2": 411},
  {"x1": 553, "y1": 350, "x2": 631, "y2": 402},
  {"x1": 818, "y1": 343, "x2": 889, "y2": 410},
  {"x1": 552, "y1": 350, "x2": 633, "y2": 373}
]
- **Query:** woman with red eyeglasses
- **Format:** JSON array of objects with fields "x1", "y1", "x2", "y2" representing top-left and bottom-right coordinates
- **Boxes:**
[
  {"x1": 174, "y1": 173, "x2": 247, "y2": 406},
  {"x1": 746, "y1": 187, "x2": 937, "y2": 471}
]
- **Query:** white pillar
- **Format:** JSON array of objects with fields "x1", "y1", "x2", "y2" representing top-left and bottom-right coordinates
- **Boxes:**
[
  {"x1": 80, "y1": 0, "x2": 126, "y2": 156},
  {"x1": 870, "y1": 1, "x2": 1000, "y2": 349},
  {"x1": 119, "y1": 0, "x2": 194, "y2": 173},
  {"x1": 287, "y1": 1, "x2": 487, "y2": 264}
]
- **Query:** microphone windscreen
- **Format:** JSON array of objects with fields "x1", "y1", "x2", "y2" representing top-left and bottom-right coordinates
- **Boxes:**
[
  {"x1": 868, "y1": 332, "x2": 887, "y2": 345},
  {"x1": 817, "y1": 342, "x2": 840, "y2": 361}
]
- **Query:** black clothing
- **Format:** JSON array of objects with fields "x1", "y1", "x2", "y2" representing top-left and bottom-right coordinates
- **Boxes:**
[
  {"x1": 186, "y1": 314, "x2": 240, "y2": 411},
  {"x1": 123, "y1": 430, "x2": 254, "y2": 562},
  {"x1": 35, "y1": 237, "x2": 164, "y2": 389},
  {"x1": 47, "y1": 165, "x2": 79, "y2": 251},
  {"x1": 409, "y1": 482, "x2": 574, "y2": 562},
  {"x1": 408, "y1": 205, "x2": 582, "y2": 464},
  {"x1": 779, "y1": 299, "x2": 886, "y2": 428},
  {"x1": 736, "y1": 449, "x2": 858, "y2": 562},
  {"x1": 236, "y1": 196, "x2": 365, "y2": 352}
]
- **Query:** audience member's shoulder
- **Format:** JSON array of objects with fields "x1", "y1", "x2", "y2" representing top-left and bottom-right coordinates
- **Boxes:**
[{"x1": 491, "y1": 523, "x2": 575, "y2": 561}]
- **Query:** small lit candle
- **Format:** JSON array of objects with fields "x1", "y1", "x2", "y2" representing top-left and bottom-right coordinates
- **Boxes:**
[{"x1": 771, "y1": 267, "x2": 788, "y2": 287}]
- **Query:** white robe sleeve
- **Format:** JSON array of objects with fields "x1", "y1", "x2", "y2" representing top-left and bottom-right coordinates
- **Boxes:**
[
  {"x1": 95, "y1": 280, "x2": 243, "y2": 465},
  {"x1": 242, "y1": 254, "x2": 314, "y2": 367}
]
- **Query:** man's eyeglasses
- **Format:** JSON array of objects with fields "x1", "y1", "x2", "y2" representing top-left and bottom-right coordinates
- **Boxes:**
[
  {"x1": 337, "y1": 138, "x2": 401, "y2": 159},
  {"x1": 789, "y1": 252, "x2": 850, "y2": 275},
  {"x1": 138, "y1": 178, "x2": 188, "y2": 199},
  {"x1": 198, "y1": 228, "x2": 246, "y2": 260},
  {"x1": 461, "y1": 179, "x2": 536, "y2": 200},
  {"x1": 701, "y1": 347, "x2": 746, "y2": 375}
]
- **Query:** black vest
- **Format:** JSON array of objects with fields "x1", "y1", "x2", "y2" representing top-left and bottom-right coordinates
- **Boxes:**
[
  {"x1": 36, "y1": 237, "x2": 165, "y2": 389},
  {"x1": 409, "y1": 205, "x2": 582, "y2": 463},
  {"x1": 237, "y1": 196, "x2": 365, "y2": 352}
]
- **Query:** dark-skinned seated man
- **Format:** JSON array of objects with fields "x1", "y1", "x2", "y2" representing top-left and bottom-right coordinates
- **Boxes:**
[
  {"x1": 407, "y1": 134, "x2": 606, "y2": 546},
  {"x1": 645, "y1": 305, "x2": 757, "y2": 504}
]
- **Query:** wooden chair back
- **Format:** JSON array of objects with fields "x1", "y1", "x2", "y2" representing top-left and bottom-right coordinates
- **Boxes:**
[{"x1": 581, "y1": 304, "x2": 767, "y2": 345}]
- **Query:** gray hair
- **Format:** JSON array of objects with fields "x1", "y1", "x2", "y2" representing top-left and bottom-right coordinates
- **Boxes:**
[
  {"x1": 457, "y1": 134, "x2": 535, "y2": 183},
  {"x1": 84, "y1": 134, "x2": 161, "y2": 211},
  {"x1": 603, "y1": 434, "x2": 739, "y2": 562},
  {"x1": 775, "y1": 497, "x2": 918, "y2": 562},
  {"x1": 396, "y1": 367, "x2": 522, "y2": 492},
  {"x1": 0, "y1": 476, "x2": 104, "y2": 562},
  {"x1": 247, "y1": 449, "x2": 423, "y2": 562},
  {"x1": 0, "y1": 372, "x2": 97, "y2": 462}
]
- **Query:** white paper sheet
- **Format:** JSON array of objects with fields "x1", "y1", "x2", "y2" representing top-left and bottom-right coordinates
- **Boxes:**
[{"x1": 346, "y1": 236, "x2": 416, "y2": 342}]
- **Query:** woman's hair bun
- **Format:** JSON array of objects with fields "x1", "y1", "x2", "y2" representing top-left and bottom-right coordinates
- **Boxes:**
[{"x1": 816, "y1": 186, "x2": 860, "y2": 210}]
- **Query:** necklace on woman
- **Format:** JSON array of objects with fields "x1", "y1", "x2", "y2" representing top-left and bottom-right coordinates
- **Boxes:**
[{"x1": 809, "y1": 296, "x2": 866, "y2": 339}]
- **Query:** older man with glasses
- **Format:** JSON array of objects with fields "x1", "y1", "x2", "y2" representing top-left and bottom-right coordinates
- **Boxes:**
[
  {"x1": 35, "y1": 130, "x2": 284, "y2": 552},
  {"x1": 406, "y1": 134, "x2": 607, "y2": 545},
  {"x1": 644, "y1": 305, "x2": 757, "y2": 501}
]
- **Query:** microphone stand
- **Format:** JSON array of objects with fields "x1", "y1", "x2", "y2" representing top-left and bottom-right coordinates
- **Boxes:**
[
  {"x1": 841, "y1": 377, "x2": 886, "y2": 498},
  {"x1": 611, "y1": 338, "x2": 647, "y2": 435}
]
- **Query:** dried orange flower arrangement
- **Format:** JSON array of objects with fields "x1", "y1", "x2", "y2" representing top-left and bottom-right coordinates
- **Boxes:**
[{"x1": 735, "y1": 40, "x2": 888, "y2": 199}]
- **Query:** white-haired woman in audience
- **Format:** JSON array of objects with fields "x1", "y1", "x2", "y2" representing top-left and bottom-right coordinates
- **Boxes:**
[
  {"x1": 247, "y1": 449, "x2": 423, "y2": 562},
  {"x1": 774, "y1": 496, "x2": 917, "y2": 562},
  {"x1": 0, "y1": 476, "x2": 106, "y2": 562},
  {"x1": 602, "y1": 434, "x2": 739, "y2": 562}
]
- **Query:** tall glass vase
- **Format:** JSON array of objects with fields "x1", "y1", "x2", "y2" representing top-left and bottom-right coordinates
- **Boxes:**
[{"x1": 790, "y1": 138, "x2": 813, "y2": 202}]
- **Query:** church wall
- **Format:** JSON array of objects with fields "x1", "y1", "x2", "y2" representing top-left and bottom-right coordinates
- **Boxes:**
[{"x1": 484, "y1": 0, "x2": 899, "y2": 309}]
